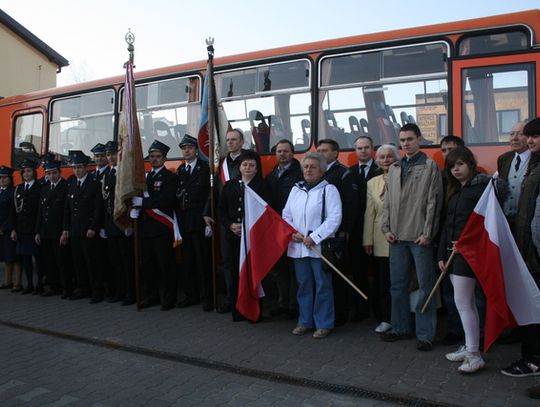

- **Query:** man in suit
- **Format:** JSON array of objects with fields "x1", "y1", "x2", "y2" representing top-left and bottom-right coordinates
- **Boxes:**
[
  {"x1": 35, "y1": 159, "x2": 71, "y2": 297},
  {"x1": 61, "y1": 151, "x2": 103, "y2": 303},
  {"x1": 348, "y1": 136, "x2": 383, "y2": 321},
  {"x1": 497, "y1": 121, "x2": 539, "y2": 232},
  {"x1": 131, "y1": 140, "x2": 178, "y2": 311},
  {"x1": 266, "y1": 139, "x2": 303, "y2": 317},
  {"x1": 102, "y1": 140, "x2": 135, "y2": 305},
  {"x1": 175, "y1": 134, "x2": 213, "y2": 311},
  {"x1": 217, "y1": 128, "x2": 247, "y2": 313},
  {"x1": 90, "y1": 143, "x2": 110, "y2": 182},
  {"x1": 317, "y1": 139, "x2": 359, "y2": 327}
]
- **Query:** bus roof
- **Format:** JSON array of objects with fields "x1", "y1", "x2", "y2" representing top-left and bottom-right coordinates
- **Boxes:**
[{"x1": 1, "y1": 9, "x2": 538, "y2": 106}]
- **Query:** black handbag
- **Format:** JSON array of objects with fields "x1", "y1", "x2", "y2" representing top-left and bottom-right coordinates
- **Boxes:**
[{"x1": 320, "y1": 187, "x2": 346, "y2": 268}]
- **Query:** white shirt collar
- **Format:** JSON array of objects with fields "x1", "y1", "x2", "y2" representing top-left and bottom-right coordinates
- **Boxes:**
[
  {"x1": 185, "y1": 158, "x2": 198, "y2": 168},
  {"x1": 77, "y1": 174, "x2": 88, "y2": 184},
  {"x1": 517, "y1": 149, "x2": 531, "y2": 162},
  {"x1": 327, "y1": 160, "x2": 337, "y2": 170},
  {"x1": 152, "y1": 166, "x2": 164, "y2": 175},
  {"x1": 25, "y1": 180, "x2": 35, "y2": 189}
]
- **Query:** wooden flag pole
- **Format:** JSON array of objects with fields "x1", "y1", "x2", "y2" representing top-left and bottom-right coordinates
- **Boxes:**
[
  {"x1": 421, "y1": 250, "x2": 457, "y2": 313},
  {"x1": 310, "y1": 247, "x2": 368, "y2": 300},
  {"x1": 133, "y1": 216, "x2": 141, "y2": 311}
]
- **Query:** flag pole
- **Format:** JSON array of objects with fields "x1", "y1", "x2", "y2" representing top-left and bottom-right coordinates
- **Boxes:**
[
  {"x1": 421, "y1": 249, "x2": 457, "y2": 313},
  {"x1": 205, "y1": 38, "x2": 219, "y2": 311},
  {"x1": 310, "y1": 247, "x2": 368, "y2": 300},
  {"x1": 125, "y1": 30, "x2": 142, "y2": 311}
]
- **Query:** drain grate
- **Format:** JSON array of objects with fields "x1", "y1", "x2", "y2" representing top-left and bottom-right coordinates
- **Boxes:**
[{"x1": 0, "y1": 320, "x2": 461, "y2": 407}]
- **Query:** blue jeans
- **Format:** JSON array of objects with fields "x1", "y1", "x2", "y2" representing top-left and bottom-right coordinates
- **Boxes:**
[
  {"x1": 389, "y1": 241, "x2": 436, "y2": 342},
  {"x1": 294, "y1": 257, "x2": 334, "y2": 329}
]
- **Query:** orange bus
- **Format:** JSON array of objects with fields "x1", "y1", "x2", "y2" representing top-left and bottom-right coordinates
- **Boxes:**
[{"x1": 1, "y1": 9, "x2": 539, "y2": 175}]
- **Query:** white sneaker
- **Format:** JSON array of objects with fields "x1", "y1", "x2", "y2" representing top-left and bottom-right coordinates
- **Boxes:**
[
  {"x1": 375, "y1": 322, "x2": 392, "y2": 333},
  {"x1": 446, "y1": 345, "x2": 468, "y2": 362},
  {"x1": 458, "y1": 354, "x2": 485, "y2": 373}
]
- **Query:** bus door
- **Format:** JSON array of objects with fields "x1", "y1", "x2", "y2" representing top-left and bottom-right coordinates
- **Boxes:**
[
  {"x1": 11, "y1": 107, "x2": 47, "y2": 168},
  {"x1": 452, "y1": 52, "x2": 540, "y2": 173}
]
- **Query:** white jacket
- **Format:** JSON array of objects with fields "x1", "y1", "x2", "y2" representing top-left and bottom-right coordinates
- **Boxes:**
[{"x1": 282, "y1": 180, "x2": 342, "y2": 258}]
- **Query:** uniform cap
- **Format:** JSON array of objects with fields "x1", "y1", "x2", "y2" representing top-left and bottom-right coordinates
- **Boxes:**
[
  {"x1": 90, "y1": 143, "x2": 106, "y2": 154},
  {"x1": 68, "y1": 150, "x2": 90, "y2": 165},
  {"x1": 148, "y1": 139, "x2": 170, "y2": 155},
  {"x1": 178, "y1": 134, "x2": 198, "y2": 149}
]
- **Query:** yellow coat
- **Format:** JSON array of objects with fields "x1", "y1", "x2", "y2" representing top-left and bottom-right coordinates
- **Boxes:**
[{"x1": 363, "y1": 174, "x2": 389, "y2": 257}]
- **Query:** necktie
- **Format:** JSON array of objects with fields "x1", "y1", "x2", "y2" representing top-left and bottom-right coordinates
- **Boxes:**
[
  {"x1": 77, "y1": 180, "x2": 81, "y2": 188},
  {"x1": 149, "y1": 170, "x2": 156, "y2": 178},
  {"x1": 359, "y1": 164, "x2": 367, "y2": 181},
  {"x1": 515, "y1": 155, "x2": 521, "y2": 172},
  {"x1": 186, "y1": 164, "x2": 191, "y2": 176},
  {"x1": 51, "y1": 184, "x2": 55, "y2": 191},
  {"x1": 25, "y1": 184, "x2": 29, "y2": 191}
]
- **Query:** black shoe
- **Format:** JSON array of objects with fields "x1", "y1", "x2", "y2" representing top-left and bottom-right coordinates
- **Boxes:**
[
  {"x1": 106, "y1": 296, "x2": 121, "y2": 303},
  {"x1": 70, "y1": 291, "x2": 89, "y2": 300},
  {"x1": 217, "y1": 304, "x2": 231, "y2": 314},
  {"x1": 160, "y1": 304, "x2": 174, "y2": 311},
  {"x1": 89, "y1": 297, "x2": 103, "y2": 304},
  {"x1": 122, "y1": 299, "x2": 135, "y2": 306},
  {"x1": 232, "y1": 313, "x2": 246, "y2": 322},
  {"x1": 139, "y1": 300, "x2": 153, "y2": 309},
  {"x1": 442, "y1": 333, "x2": 464, "y2": 346},
  {"x1": 0, "y1": 283, "x2": 13, "y2": 289},
  {"x1": 176, "y1": 299, "x2": 196, "y2": 308},
  {"x1": 417, "y1": 340, "x2": 433, "y2": 351},
  {"x1": 381, "y1": 332, "x2": 411, "y2": 342},
  {"x1": 527, "y1": 384, "x2": 540, "y2": 399},
  {"x1": 40, "y1": 290, "x2": 56, "y2": 297},
  {"x1": 21, "y1": 287, "x2": 33, "y2": 295},
  {"x1": 500, "y1": 358, "x2": 540, "y2": 377},
  {"x1": 11, "y1": 286, "x2": 22, "y2": 293}
]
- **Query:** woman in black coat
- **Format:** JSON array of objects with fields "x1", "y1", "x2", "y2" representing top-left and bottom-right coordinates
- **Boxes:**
[
  {"x1": 0, "y1": 166, "x2": 21, "y2": 290},
  {"x1": 218, "y1": 150, "x2": 270, "y2": 321},
  {"x1": 438, "y1": 147, "x2": 492, "y2": 374},
  {"x1": 9, "y1": 160, "x2": 41, "y2": 294}
]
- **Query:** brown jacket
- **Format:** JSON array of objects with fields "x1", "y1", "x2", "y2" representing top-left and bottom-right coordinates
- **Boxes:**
[{"x1": 381, "y1": 152, "x2": 443, "y2": 242}]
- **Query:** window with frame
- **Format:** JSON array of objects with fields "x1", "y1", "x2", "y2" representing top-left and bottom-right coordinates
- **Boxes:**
[
  {"x1": 319, "y1": 43, "x2": 449, "y2": 148},
  {"x1": 49, "y1": 90, "x2": 115, "y2": 159},
  {"x1": 216, "y1": 60, "x2": 311, "y2": 154},
  {"x1": 127, "y1": 76, "x2": 200, "y2": 159},
  {"x1": 12, "y1": 113, "x2": 43, "y2": 168},
  {"x1": 458, "y1": 31, "x2": 529, "y2": 56},
  {"x1": 462, "y1": 63, "x2": 533, "y2": 144}
]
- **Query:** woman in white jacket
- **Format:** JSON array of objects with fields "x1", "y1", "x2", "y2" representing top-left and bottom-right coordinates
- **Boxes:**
[{"x1": 282, "y1": 152, "x2": 342, "y2": 339}]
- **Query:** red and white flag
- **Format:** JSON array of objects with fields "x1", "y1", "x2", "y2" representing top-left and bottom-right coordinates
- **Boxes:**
[
  {"x1": 456, "y1": 180, "x2": 540, "y2": 351},
  {"x1": 237, "y1": 185, "x2": 295, "y2": 321}
]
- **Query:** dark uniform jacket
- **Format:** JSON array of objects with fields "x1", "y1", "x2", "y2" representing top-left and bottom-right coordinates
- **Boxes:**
[
  {"x1": 10, "y1": 182, "x2": 40, "y2": 235},
  {"x1": 93, "y1": 167, "x2": 110, "y2": 183},
  {"x1": 349, "y1": 162, "x2": 383, "y2": 240},
  {"x1": 514, "y1": 154, "x2": 540, "y2": 275},
  {"x1": 324, "y1": 161, "x2": 359, "y2": 234},
  {"x1": 36, "y1": 179, "x2": 68, "y2": 239},
  {"x1": 176, "y1": 159, "x2": 210, "y2": 233},
  {"x1": 0, "y1": 186, "x2": 14, "y2": 234},
  {"x1": 140, "y1": 167, "x2": 177, "y2": 238},
  {"x1": 266, "y1": 158, "x2": 303, "y2": 215},
  {"x1": 63, "y1": 175, "x2": 103, "y2": 237},
  {"x1": 219, "y1": 177, "x2": 270, "y2": 240},
  {"x1": 102, "y1": 168, "x2": 123, "y2": 238}
]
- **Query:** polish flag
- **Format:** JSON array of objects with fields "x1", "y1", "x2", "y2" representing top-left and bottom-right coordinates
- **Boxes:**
[
  {"x1": 456, "y1": 180, "x2": 540, "y2": 351},
  {"x1": 237, "y1": 185, "x2": 295, "y2": 321}
]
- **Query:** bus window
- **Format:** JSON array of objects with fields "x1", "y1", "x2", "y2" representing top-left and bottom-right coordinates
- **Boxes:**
[
  {"x1": 49, "y1": 89, "x2": 115, "y2": 159},
  {"x1": 458, "y1": 31, "x2": 529, "y2": 56},
  {"x1": 319, "y1": 43, "x2": 449, "y2": 147},
  {"x1": 462, "y1": 63, "x2": 533, "y2": 144},
  {"x1": 216, "y1": 59, "x2": 311, "y2": 154},
  {"x1": 130, "y1": 76, "x2": 200, "y2": 159},
  {"x1": 12, "y1": 113, "x2": 43, "y2": 168}
]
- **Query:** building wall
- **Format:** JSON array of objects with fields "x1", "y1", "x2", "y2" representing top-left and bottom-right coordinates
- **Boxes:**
[{"x1": 0, "y1": 24, "x2": 58, "y2": 98}]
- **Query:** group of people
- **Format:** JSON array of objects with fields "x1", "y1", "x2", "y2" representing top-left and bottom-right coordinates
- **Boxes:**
[{"x1": 1, "y1": 117, "x2": 540, "y2": 397}]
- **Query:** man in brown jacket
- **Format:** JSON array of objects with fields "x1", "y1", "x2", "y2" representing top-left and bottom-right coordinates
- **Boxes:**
[{"x1": 381, "y1": 123, "x2": 443, "y2": 351}]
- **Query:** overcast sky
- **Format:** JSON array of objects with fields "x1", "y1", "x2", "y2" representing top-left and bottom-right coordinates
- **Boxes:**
[{"x1": 1, "y1": 0, "x2": 539, "y2": 86}]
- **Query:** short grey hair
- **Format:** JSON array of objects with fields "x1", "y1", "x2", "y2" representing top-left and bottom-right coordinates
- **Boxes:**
[
  {"x1": 376, "y1": 144, "x2": 401, "y2": 163},
  {"x1": 301, "y1": 152, "x2": 327, "y2": 173}
]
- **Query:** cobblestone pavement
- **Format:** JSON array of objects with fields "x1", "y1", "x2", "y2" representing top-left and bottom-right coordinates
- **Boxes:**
[{"x1": 0, "y1": 272, "x2": 538, "y2": 406}]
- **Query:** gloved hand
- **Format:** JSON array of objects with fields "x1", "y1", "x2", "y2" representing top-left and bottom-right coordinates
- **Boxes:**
[
  {"x1": 124, "y1": 227, "x2": 134, "y2": 237},
  {"x1": 99, "y1": 229, "x2": 107, "y2": 239},
  {"x1": 130, "y1": 208, "x2": 140, "y2": 219},
  {"x1": 205, "y1": 225, "x2": 213, "y2": 238}
]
